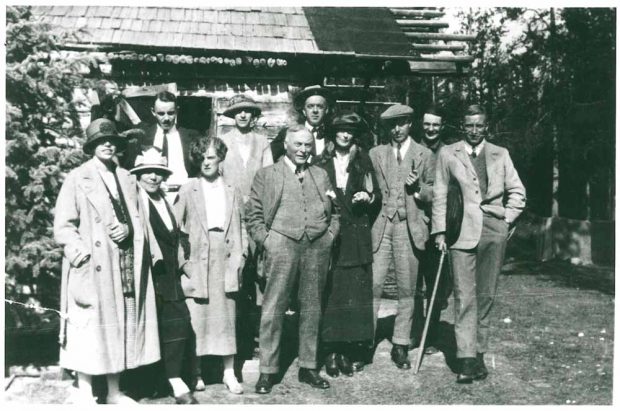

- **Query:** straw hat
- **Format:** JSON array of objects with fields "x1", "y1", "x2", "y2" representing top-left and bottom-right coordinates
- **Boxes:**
[
  {"x1": 222, "y1": 94, "x2": 262, "y2": 118},
  {"x1": 129, "y1": 147, "x2": 173, "y2": 176}
]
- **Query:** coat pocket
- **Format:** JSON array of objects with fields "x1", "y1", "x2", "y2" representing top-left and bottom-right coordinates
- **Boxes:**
[
  {"x1": 68, "y1": 261, "x2": 96, "y2": 309},
  {"x1": 180, "y1": 261, "x2": 197, "y2": 296}
]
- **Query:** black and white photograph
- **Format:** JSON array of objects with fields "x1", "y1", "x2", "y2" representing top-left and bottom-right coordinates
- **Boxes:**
[{"x1": 3, "y1": 1, "x2": 616, "y2": 405}]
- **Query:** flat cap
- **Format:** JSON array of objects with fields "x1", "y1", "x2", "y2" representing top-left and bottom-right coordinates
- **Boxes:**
[{"x1": 380, "y1": 104, "x2": 414, "y2": 120}]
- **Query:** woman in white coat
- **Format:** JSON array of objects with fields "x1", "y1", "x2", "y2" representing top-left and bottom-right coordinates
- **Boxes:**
[{"x1": 54, "y1": 118, "x2": 160, "y2": 404}]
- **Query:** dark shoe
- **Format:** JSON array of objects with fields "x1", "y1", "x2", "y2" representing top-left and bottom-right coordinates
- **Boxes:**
[
  {"x1": 424, "y1": 345, "x2": 440, "y2": 355},
  {"x1": 175, "y1": 392, "x2": 199, "y2": 404},
  {"x1": 475, "y1": 353, "x2": 489, "y2": 380},
  {"x1": 255, "y1": 373, "x2": 274, "y2": 394},
  {"x1": 390, "y1": 344, "x2": 411, "y2": 370},
  {"x1": 351, "y1": 361, "x2": 366, "y2": 372},
  {"x1": 324, "y1": 353, "x2": 340, "y2": 377},
  {"x1": 336, "y1": 354, "x2": 354, "y2": 377},
  {"x1": 298, "y1": 368, "x2": 330, "y2": 389},
  {"x1": 456, "y1": 358, "x2": 477, "y2": 384}
]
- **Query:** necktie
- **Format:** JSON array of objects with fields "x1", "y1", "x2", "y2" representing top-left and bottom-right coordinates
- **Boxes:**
[
  {"x1": 162, "y1": 131, "x2": 169, "y2": 158},
  {"x1": 313, "y1": 127, "x2": 323, "y2": 140},
  {"x1": 295, "y1": 165, "x2": 305, "y2": 182},
  {"x1": 471, "y1": 149, "x2": 477, "y2": 159},
  {"x1": 396, "y1": 142, "x2": 402, "y2": 165}
]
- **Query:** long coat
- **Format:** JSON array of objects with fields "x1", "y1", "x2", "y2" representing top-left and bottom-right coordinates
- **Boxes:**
[
  {"x1": 369, "y1": 140, "x2": 433, "y2": 252},
  {"x1": 220, "y1": 128, "x2": 273, "y2": 203},
  {"x1": 173, "y1": 177, "x2": 248, "y2": 298},
  {"x1": 54, "y1": 158, "x2": 160, "y2": 375},
  {"x1": 431, "y1": 140, "x2": 526, "y2": 249},
  {"x1": 316, "y1": 149, "x2": 381, "y2": 267}
]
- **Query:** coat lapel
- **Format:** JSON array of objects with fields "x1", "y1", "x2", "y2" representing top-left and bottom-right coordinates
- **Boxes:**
[
  {"x1": 223, "y1": 183, "x2": 235, "y2": 235},
  {"x1": 453, "y1": 141, "x2": 477, "y2": 177},
  {"x1": 190, "y1": 179, "x2": 210, "y2": 235},
  {"x1": 377, "y1": 145, "x2": 390, "y2": 190},
  {"x1": 80, "y1": 159, "x2": 116, "y2": 226},
  {"x1": 483, "y1": 143, "x2": 502, "y2": 196}
]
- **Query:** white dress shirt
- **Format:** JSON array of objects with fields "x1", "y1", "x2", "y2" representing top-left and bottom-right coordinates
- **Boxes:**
[
  {"x1": 393, "y1": 136, "x2": 412, "y2": 161},
  {"x1": 333, "y1": 151, "x2": 350, "y2": 190},
  {"x1": 464, "y1": 139, "x2": 486, "y2": 157},
  {"x1": 305, "y1": 121, "x2": 325, "y2": 156},
  {"x1": 153, "y1": 125, "x2": 189, "y2": 187},
  {"x1": 201, "y1": 177, "x2": 226, "y2": 230}
]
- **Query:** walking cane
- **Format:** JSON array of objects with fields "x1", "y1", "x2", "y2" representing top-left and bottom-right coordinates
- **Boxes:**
[{"x1": 413, "y1": 250, "x2": 446, "y2": 374}]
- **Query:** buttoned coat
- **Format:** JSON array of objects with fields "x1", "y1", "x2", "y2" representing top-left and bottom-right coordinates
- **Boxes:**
[
  {"x1": 369, "y1": 140, "x2": 433, "y2": 252},
  {"x1": 220, "y1": 128, "x2": 273, "y2": 202},
  {"x1": 54, "y1": 158, "x2": 160, "y2": 375},
  {"x1": 173, "y1": 177, "x2": 248, "y2": 298},
  {"x1": 431, "y1": 140, "x2": 526, "y2": 249}
]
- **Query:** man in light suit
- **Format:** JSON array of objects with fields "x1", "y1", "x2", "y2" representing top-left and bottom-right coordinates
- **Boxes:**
[
  {"x1": 246, "y1": 124, "x2": 339, "y2": 394},
  {"x1": 433, "y1": 104, "x2": 526, "y2": 383},
  {"x1": 369, "y1": 104, "x2": 433, "y2": 370},
  {"x1": 122, "y1": 91, "x2": 201, "y2": 195}
]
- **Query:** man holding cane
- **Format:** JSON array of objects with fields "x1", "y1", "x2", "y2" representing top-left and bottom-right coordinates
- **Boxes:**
[{"x1": 432, "y1": 104, "x2": 525, "y2": 383}]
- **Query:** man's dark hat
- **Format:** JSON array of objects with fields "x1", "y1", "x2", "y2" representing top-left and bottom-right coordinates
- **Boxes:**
[
  {"x1": 223, "y1": 94, "x2": 262, "y2": 118},
  {"x1": 83, "y1": 118, "x2": 127, "y2": 155},
  {"x1": 294, "y1": 85, "x2": 331, "y2": 108},
  {"x1": 330, "y1": 112, "x2": 365, "y2": 133},
  {"x1": 380, "y1": 104, "x2": 414, "y2": 121}
]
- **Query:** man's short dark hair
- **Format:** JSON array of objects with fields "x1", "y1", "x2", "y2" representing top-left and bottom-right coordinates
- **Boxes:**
[
  {"x1": 464, "y1": 104, "x2": 486, "y2": 117},
  {"x1": 423, "y1": 103, "x2": 443, "y2": 119},
  {"x1": 190, "y1": 136, "x2": 228, "y2": 164},
  {"x1": 154, "y1": 91, "x2": 177, "y2": 106}
]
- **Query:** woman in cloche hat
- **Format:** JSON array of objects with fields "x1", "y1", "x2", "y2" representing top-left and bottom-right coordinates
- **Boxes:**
[
  {"x1": 54, "y1": 118, "x2": 160, "y2": 404},
  {"x1": 315, "y1": 113, "x2": 381, "y2": 378},
  {"x1": 131, "y1": 147, "x2": 199, "y2": 404}
]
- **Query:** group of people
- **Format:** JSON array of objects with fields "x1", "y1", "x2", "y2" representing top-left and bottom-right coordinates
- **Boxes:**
[{"x1": 53, "y1": 84, "x2": 526, "y2": 404}]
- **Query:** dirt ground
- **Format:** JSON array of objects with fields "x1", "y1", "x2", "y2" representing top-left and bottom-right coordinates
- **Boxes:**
[{"x1": 5, "y1": 258, "x2": 614, "y2": 405}]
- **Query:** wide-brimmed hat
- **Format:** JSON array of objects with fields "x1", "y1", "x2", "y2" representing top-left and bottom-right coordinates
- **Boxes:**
[
  {"x1": 379, "y1": 104, "x2": 414, "y2": 121},
  {"x1": 330, "y1": 112, "x2": 365, "y2": 133},
  {"x1": 293, "y1": 85, "x2": 331, "y2": 108},
  {"x1": 83, "y1": 118, "x2": 127, "y2": 155},
  {"x1": 223, "y1": 94, "x2": 262, "y2": 118},
  {"x1": 130, "y1": 147, "x2": 173, "y2": 176}
]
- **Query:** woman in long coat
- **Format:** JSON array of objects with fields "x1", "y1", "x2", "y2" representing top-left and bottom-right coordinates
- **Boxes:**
[
  {"x1": 54, "y1": 118, "x2": 160, "y2": 404},
  {"x1": 174, "y1": 137, "x2": 248, "y2": 394},
  {"x1": 131, "y1": 147, "x2": 198, "y2": 404},
  {"x1": 315, "y1": 113, "x2": 381, "y2": 377}
]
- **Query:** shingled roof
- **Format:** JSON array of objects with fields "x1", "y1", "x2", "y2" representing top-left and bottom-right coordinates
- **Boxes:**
[{"x1": 33, "y1": 6, "x2": 474, "y2": 73}]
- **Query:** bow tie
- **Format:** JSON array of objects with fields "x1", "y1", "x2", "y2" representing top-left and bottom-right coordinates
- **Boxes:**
[{"x1": 312, "y1": 127, "x2": 323, "y2": 139}]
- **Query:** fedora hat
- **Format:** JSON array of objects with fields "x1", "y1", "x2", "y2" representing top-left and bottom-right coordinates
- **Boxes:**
[
  {"x1": 83, "y1": 118, "x2": 127, "y2": 155},
  {"x1": 330, "y1": 112, "x2": 365, "y2": 133},
  {"x1": 223, "y1": 94, "x2": 262, "y2": 118},
  {"x1": 294, "y1": 85, "x2": 331, "y2": 108},
  {"x1": 130, "y1": 147, "x2": 173, "y2": 176}
]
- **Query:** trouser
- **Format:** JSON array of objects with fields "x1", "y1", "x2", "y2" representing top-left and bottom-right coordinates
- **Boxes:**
[
  {"x1": 450, "y1": 216, "x2": 509, "y2": 358},
  {"x1": 259, "y1": 230, "x2": 332, "y2": 373},
  {"x1": 372, "y1": 218, "x2": 420, "y2": 346}
]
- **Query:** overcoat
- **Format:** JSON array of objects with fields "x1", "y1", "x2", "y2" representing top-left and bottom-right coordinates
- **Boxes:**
[
  {"x1": 316, "y1": 150, "x2": 381, "y2": 267},
  {"x1": 173, "y1": 177, "x2": 248, "y2": 298},
  {"x1": 54, "y1": 158, "x2": 160, "y2": 375},
  {"x1": 368, "y1": 140, "x2": 433, "y2": 252},
  {"x1": 220, "y1": 128, "x2": 273, "y2": 202},
  {"x1": 431, "y1": 140, "x2": 526, "y2": 249}
]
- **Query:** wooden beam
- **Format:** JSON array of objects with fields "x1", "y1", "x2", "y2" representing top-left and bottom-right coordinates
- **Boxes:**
[
  {"x1": 418, "y1": 54, "x2": 475, "y2": 63},
  {"x1": 396, "y1": 19, "x2": 449, "y2": 28},
  {"x1": 412, "y1": 43, "x2": 466, "y2": 51},
  {"x1": 390, "y1": 9, "x2": 445, "y2": 18},
  {"x1": 405, "y1": 32, "x2": 477, "y2": 41}
]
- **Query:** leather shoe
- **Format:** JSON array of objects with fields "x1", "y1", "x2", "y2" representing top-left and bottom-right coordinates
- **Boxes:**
[
  {"x1": 456, "y1": 358, "x2": 477, "y2": 384},
  {"x1": 175, "y1": 392, "x2": 199, "y2": 404},
  {"x1": 298, "y1": 368, "x2": 330, "y2": 389},
  {"x1": 475, "y1": 353, "x2": 489, "y2": 380},
  {"x1": 351, "y1": 361, "x2": 366, "y2": 372},
  {"x1": 255, "y1": 373, "x2": 275, "y2": 394},
  {"x1": 390, "y1": 344, "x2": 411, "y2": 370},
  {"x1": 325, "y1": 353, "x2": 339, "y2": 377},
  {"x1": 337, "y1": 354, "x2": 354, "y2": 377}
]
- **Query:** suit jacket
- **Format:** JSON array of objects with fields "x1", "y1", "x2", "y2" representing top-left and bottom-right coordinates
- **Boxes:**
[
  {"x1": 431, "y1": 140, "x2": 526, "y2": 249},
  {"x1": 173, "y1": 177, "x2": 248, "y2": 298},
  {"x1": 121, "y1": 122, "x2": 201, "y2": 176},
  {"x1": 316, "y1": 149, "x2": 381, "y2": 267},
  {"x1": 246, "y1": 159, "x2": 340, "y2": 249},
  {"x1": 369, "y1": 139, "x2": 433, "y2": 252}
]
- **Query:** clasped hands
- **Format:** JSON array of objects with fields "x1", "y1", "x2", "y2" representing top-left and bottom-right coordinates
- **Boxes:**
[
  {"x1": 107, "y1": 221, "x2": 129, "y2": 243},
  {"x1": 352, "y1": 191, "x2": 372, "y2": 204}
]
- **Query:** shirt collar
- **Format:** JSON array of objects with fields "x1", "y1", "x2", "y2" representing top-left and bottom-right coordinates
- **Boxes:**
[
  {"x1": 201, "y1": 176, "x2": 223, "y2": 189},
  {"x1": 305, "y1": 121, "x2": 323, "y2": 133},
  {"x1": 463, "y1": 139, "x2": 485, "y2": 155},
  {"x1": 93, "y1": 156, "x2": 116, "y2": 172},
  {"x1": 283, "y1": 156, "x2": 300, "y2": 173},
  {"x1": 422, "y1": 137, "x2": 442, "y2": 152},
  {"x1": 392, "y1": 136, "x2": 412, "y2": 150},
  {"x1": 158, "y1": 124, "x2": 178, "y2": 135}
]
